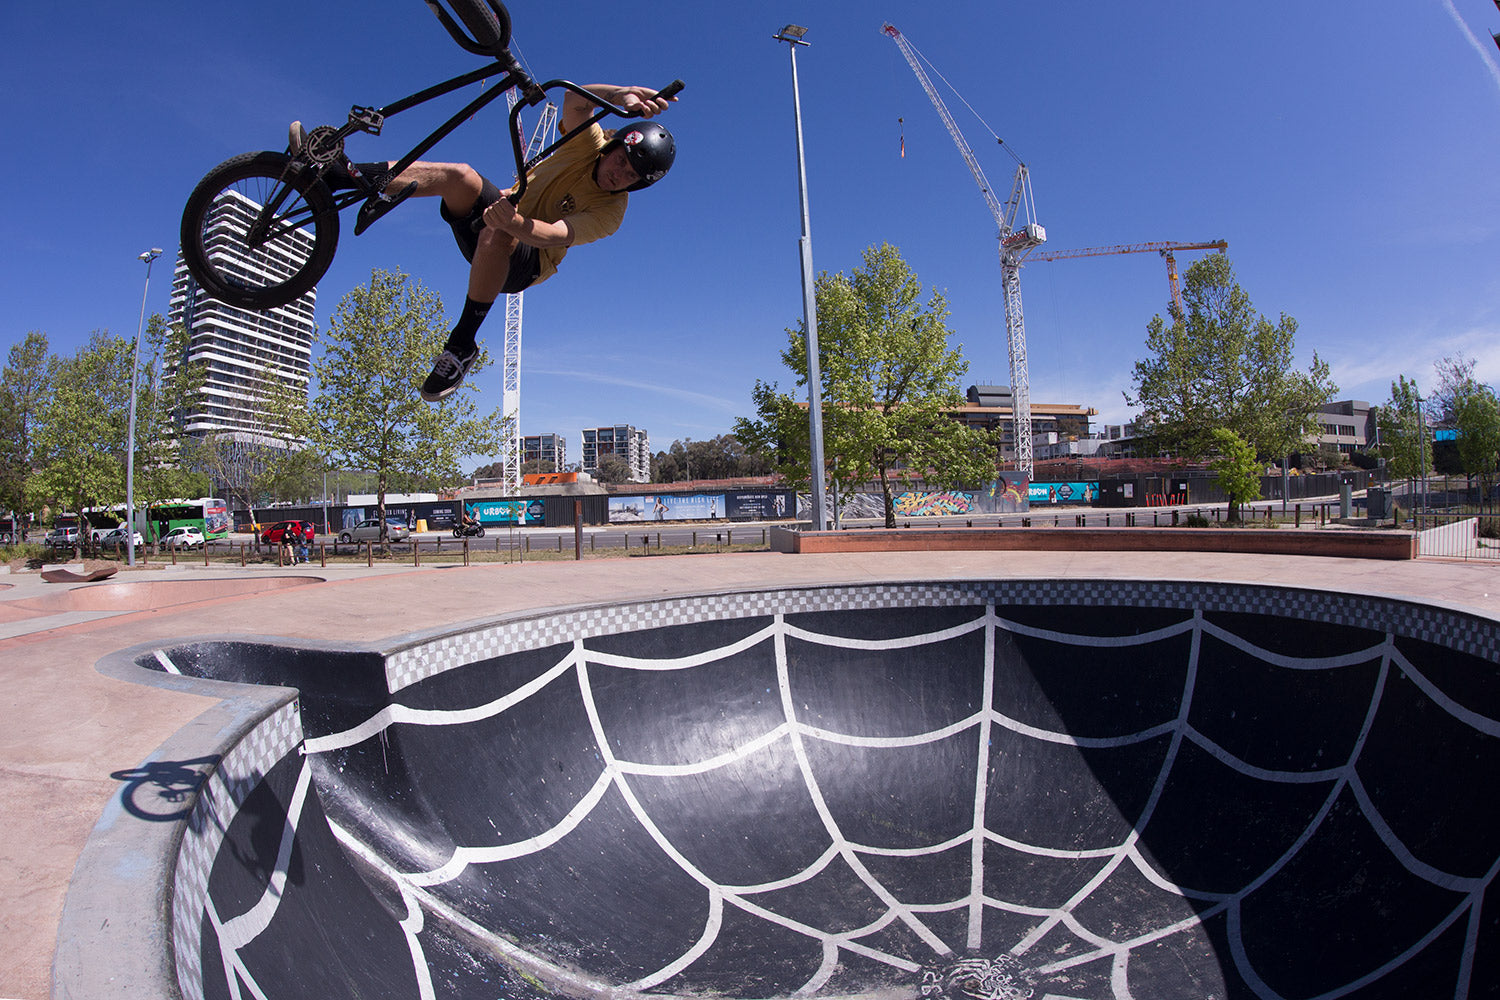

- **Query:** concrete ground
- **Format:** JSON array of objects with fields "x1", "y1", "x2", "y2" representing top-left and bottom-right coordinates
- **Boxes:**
[{"x1": 2, "y1": 546, "x2": 1498, "y2": 999}]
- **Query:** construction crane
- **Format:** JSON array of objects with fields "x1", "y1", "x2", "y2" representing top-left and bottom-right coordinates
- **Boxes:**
[
  {"x1": 498, "y1": 92, "x2": 559, "y2": 493},
  {"x1": 1028, "y1": 240, "x2": 1228, "y2": 320},
  {"x1": 883, "y1": 23, "x2": 1046, "y2": 479}
]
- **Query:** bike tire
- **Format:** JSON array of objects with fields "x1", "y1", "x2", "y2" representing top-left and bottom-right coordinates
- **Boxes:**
[
  {"x1": 446, "y1": 0, "x2": 511, "y2": 53},
  {"x1": 180, "y1": 151, "x2": 339, "y2": 310}
]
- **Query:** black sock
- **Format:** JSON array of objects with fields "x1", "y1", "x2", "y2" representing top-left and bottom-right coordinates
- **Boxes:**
[{"x1": 446, "y1": 298, "x2": 492, "y2": 355}]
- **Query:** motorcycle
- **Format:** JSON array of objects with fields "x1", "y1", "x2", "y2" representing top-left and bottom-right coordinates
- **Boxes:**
[{"x1": 453, "y1": 520, "x2": 486, "y2": 538}]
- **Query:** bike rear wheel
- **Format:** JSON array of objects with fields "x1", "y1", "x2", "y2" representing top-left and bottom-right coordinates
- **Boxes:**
[{"x1": 180, "y1": 151, "x2": 339, "y2": 310}]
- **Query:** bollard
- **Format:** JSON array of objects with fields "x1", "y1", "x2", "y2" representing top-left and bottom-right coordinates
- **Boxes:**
[
  {"x1": 240, "y1": 543, "x2": 246, "y2": 567},
  {"x1": 1295, "y1": 504, "x2": 1301, "y2": 528},
  {"x1": 414, "y1": 541, "x2": 420, "y2": 567},
  {"x1": 319, "y1": 543, "x2": 326, "y2": 568},
  {"x1": 366, "y1": 541, "x2": 373, "y2": 567},
  {"x1": 463, "y1": 538, "x2": 470, "y2": 567}
]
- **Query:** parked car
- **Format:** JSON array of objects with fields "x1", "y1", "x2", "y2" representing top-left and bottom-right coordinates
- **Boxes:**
[
  {"x1": 338, "y1": 518, "x2": 410, "y2": 543},
  {"x1": 163, "y1": 526, "x2": 206, "y2": 550},
  {"x1": 45, "y1": 526, "x2": 81, "y2": 548},
  {"x1": 260, "y1": 520, "x2": 315, "y2": 545},
  {"x1": 100, "y1": 526, "x2": 144, "y2": 551}
]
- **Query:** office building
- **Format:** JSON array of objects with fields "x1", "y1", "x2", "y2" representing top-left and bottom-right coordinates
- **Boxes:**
[
  {"x1": 165, "y1": 189, "x2": 317, "y2": 446},
  {"x1": 581, "y1": 425, "x2": 650, "y2": 483}
]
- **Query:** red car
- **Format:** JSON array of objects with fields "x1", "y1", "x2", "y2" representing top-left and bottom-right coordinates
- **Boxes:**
[{"x1": 260, "y1": 520, "x2": 315, "y2": 545}]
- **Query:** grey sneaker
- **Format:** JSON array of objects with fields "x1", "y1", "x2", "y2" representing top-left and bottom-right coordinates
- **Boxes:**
[{"x1": 421, "y1": 344, "x2": 480, "y2": 401}]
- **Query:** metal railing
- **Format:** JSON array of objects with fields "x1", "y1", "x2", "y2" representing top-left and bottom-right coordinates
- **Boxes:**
[{"x1": 1413, "y1": 513, "x2": 1500, "y2": 561}]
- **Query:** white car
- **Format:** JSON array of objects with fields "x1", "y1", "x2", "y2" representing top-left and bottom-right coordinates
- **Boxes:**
[
  {"x1": 338, "y1": 518, "x2": 411, "y2": 543},
  {"x1": 163, "y1": 526, "x2": 206, "y2": 549},
  {"x1": 100, "y1": 526, "x2": 144, "y2": 550}
]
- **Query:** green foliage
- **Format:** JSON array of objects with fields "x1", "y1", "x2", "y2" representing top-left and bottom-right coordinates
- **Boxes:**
[
  {"x1": 1126, "y1": 254, "x2": 1337, "y2": 462},
  {"x1": 298, "y1": 269, "x2": 504, "y2": 533},
  {"x1": 734, "y1": 243, "x2": 996, "y2": 527},
  {"x1": 26, "y1": 331, "x2": 133, "y2": 525},
  {"x1": 1451, "y1": 380, "x2": 1500, "y2": 485},
  {"x1": 0, "y1": 331, "x2": 52, "y2": 517},
  {"x1": 1378, "y1": 375, "x2": 1429, "y2": 481},
  {"x1": 1208, "y1": 427, "x2": 1261, "y2": 523},
  {"x1": 651, "y1": 435, "x2": 770, "y2": 482},
  {"x1": 1183, "y1": 513, "x2": 1210, "y2": 528}
]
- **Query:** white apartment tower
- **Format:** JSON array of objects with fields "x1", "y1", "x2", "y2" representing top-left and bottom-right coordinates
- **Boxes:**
[
  {"x1": 581, "y1": 425, "x2": 650, "y2": 483},
  {"x1": 166, "y1": 190, "x2": 317, "y2": 445}
]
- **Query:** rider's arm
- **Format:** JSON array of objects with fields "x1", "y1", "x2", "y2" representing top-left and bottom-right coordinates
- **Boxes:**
[
  {"x1": 561, "y1": 84, "x2": 675, "y2": 133},
  {"x1": 482, "y1": 199, "x2": 576, "y2": 248}
]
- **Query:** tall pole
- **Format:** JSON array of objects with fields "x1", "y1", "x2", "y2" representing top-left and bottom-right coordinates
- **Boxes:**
[
  {"x1": 776, "y1": 25, "x2": 828, "y2": 531},
  {"x1": 126, "y1": 248, "x2": 163, "y2": 567}
]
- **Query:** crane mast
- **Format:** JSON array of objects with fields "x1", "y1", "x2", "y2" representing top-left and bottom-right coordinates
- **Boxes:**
[
  {"x1": 883, "y1": 23, "x2": 1044, "y2": 479},
  {"x1": 498, "y1": 93, "x2": 559, "y2": 493},
  {"x1": 1029, "y1": 240, "x2": 1227, "y2": 319}
]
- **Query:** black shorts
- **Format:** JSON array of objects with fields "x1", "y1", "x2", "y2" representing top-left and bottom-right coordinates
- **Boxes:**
[{"x1": 441, "y1": 173, "x2": 540, "y2": 294}]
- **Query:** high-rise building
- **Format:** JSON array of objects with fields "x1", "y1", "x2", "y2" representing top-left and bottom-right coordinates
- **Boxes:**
[
  {"x1": 166, "y1": 190, "x2": 317, "y2": 446},
  {"x1": 522, "y1": 433, "x2": 566, "y2": 471},
  {"x1": 581, "y1": 425, "x2": 649, "y2": 483}
]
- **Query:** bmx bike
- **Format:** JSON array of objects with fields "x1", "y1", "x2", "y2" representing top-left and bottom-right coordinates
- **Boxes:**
[{"x1": 180, "y1": 0, "x2": 681, "y2": 310}]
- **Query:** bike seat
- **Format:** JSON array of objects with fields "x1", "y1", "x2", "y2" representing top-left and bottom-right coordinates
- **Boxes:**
[{"x1": 426, "y1": 0, "x2": 512, "y2": 59}]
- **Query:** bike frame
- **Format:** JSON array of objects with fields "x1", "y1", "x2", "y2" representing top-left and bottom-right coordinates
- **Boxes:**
[{"x1": 289, "y1": 42, "x2": 676, "y2": 220}]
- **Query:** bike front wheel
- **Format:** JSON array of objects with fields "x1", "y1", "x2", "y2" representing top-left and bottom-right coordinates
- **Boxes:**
[{"x1": 180, "y1": 151, "x2": 340, "y2": 310}]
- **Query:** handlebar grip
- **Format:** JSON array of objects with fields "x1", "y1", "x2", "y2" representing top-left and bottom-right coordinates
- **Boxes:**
[{"x1": 653, "y1": 80, "x2": 685, "y2": 103}]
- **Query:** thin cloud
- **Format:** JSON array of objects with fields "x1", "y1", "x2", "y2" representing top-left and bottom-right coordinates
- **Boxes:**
[
  {"x1": 527, "y1": 367, "x2": 743, "y2": 413},
  {"x1": 1441, "y1": 0, "x2": 1500, "y2": 101}
]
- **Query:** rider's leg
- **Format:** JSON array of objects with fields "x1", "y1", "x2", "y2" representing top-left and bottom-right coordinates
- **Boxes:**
[{"x1": 380, "y1": 161, "x2": 486, "y2": 218}]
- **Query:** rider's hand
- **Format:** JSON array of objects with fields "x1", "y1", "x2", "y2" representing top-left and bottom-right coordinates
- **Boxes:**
[
  {"x1": 617, "y1": 85, "x2": 676, "y2": 119},
  {"x1": 482, "y1": 197, "x2": 520, "y2": 234}
]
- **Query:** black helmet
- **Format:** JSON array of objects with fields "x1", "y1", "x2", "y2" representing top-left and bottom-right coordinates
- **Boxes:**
[{"x1": 601, "y1": 122, "x2": 676, "y2": 192}]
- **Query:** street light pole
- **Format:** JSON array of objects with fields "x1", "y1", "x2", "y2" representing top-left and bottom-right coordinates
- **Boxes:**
[
  {"x1": 775, "y1": 24, "x2": 829, "y2": 532},
  {"x1": 125, "y1": 248, "x2": 163, "y2": 567}
]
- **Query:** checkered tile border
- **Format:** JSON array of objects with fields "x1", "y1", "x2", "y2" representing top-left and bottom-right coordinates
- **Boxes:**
[
  {"x1": 384, "y1": 581, "x2": 1500, "y2": 690},
  {"x1": 171, "y1": 700, "x2": 303, "y2": 1000}
]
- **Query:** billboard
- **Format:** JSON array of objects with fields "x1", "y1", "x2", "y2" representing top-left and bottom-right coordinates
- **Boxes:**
[
  {"x1": 1029, "y1": 482, "x2": 1099, "y2": 506},
  {"x1": 610, "y1": 493, "x2": 727, "y2": 523}
]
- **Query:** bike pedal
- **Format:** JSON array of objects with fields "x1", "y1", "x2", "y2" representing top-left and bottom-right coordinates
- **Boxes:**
[{"x1": 354, "y1": 181, "x2": 417, "y2": 236}]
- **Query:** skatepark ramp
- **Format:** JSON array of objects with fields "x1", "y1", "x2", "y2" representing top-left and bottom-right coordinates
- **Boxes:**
[{"x1": 98, "y1": 581, "x2": 1500, "y2": 999}]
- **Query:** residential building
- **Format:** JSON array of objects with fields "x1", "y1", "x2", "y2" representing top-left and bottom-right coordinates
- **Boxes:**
[
  {"x1": 581, "y1": 425, "x2": 650, "y2": 483},
  {"x1": 165, "y1": 189, "x2": 317, "y2": 446},
  {"x1": 523, "y1": 433, "x2": 567, "y2": 470}
]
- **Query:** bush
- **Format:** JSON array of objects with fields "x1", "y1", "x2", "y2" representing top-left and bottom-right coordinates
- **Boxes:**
[
  {"x1": 1183, "y1": 514, "x2": 1210, "y2": 528},
  {"x1": 1480, "y1": 519, "x2": 1500, "y2": 540}
]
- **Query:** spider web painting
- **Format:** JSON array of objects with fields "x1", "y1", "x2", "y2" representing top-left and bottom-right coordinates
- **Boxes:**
[{"x1": 179, "y1": 583, "x2": 1500, "y2": 1000}]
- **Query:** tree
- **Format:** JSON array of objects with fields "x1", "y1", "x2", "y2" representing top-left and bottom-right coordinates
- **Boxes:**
[
  {"x1": 652, "y1": 435, "x2": 771, "y2": 483},
  {"x1": 1451, "y1": 380, "x2": 1500, "y2": 508},
  {"x1": 1126, "y1": 254, "x2": 1337, "y2": 462},
  {"x1": 1378, "y1": 375, "x2": 1430, "y2": 485},
  {"x1": 26, "y1": 332, "x2": 134, "y2": 548},
  {"x1": 1208, "y1": 428, "x2": 1261, "y2": 524},
  {"x1": 298, "y1": 269, "x2": 504, "y2": 541},
  {"x1": 0, "y1": 331, "x2": 53, "y2": 526},
  {"x1": 595, "y1": 453, "x2": 634, "y2": 484},
  {"x1": 735, "y1": 243, "x2": 997, "y2": 527}
]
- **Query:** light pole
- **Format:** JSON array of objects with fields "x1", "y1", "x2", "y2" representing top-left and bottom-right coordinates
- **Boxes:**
[
  {"x1": 775, "y1": 24, "x2": 829, "y2": 532},
  {"x1": 125, "y1": 248, "x2": 163, "y2": 566}
]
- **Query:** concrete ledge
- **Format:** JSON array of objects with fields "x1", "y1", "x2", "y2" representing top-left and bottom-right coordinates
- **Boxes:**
[{"x1": 787, "y1": 526, "x2": 1418, "y2": 560}]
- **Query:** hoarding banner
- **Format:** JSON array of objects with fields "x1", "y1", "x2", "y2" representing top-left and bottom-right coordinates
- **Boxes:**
[
  {"x1": 611, "y1": 494, "x2": 728, "y2": 523},
  {"x1": 1029, "y1": 482, "x2": 1099, "y2": 505}
]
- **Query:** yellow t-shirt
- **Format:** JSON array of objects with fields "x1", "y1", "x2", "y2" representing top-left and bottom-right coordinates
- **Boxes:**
[{"x1": 512, "y1": 123, "x2": 627, "y2": 285}]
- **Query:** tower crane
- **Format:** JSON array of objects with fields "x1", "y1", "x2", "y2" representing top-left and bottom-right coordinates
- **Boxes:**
[
  {"x1": 1028, "y1": 240, "x2": 1228, "y2": 320},
  {"x1": 498, "y1": 92, "x2": 559, "y2": 493},
  {"x1": 883, "y1": 23, "x2": 1046, "y2": 479}
]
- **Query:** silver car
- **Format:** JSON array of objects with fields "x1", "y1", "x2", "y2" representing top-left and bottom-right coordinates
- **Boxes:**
[{"x1": 337, "y1": 518, "x2": 410, "y2": 543}]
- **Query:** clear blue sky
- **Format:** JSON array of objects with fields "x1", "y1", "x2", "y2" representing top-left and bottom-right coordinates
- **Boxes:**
[{"x1": 5, "y1": 2, "x2": 1500, "y2": 467}]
